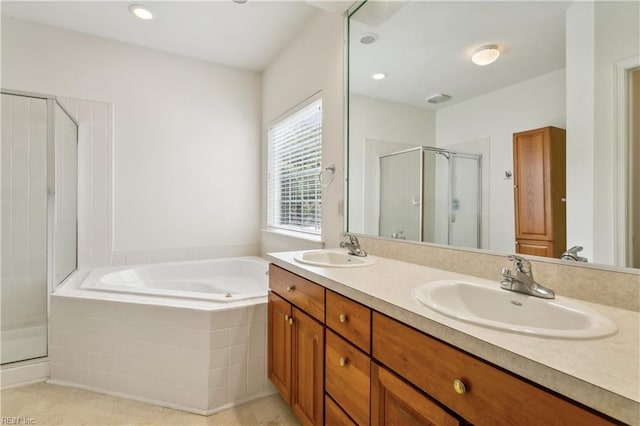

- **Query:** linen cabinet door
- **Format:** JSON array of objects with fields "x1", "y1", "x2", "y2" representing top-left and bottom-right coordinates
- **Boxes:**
[
  {"x1": 372, "y1": 362, "x2": 460, "y2": 426},
  {"x1": 292, "y1": 307, "x2": 324, "y2": 426},
  {"x1": 268, "y1": 292, "x2": 292, "y2": 404}
]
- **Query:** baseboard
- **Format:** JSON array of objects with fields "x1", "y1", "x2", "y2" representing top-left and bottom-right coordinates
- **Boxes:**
[
  {"x1": 1, "y1": 359, "x2": 50, "y2": 389},
  {"x1": 45, "y1": 379, "x2": 277, "y2": 415}
]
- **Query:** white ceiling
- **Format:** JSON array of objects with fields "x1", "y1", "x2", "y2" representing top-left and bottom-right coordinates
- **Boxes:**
[
  {"x1": 1, "y1": 1, "x2": 328, "y2": 71},
  {"x1": 350, "y1": 1, "x2": 571, "y2": 110}
]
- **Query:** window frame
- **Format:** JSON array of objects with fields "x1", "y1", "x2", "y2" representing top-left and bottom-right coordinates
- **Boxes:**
[{"x1": 267, "y1": 92, "x2": 323, "y2": 236}]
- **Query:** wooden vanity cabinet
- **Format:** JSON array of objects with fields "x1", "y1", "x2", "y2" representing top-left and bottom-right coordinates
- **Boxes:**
[
  {"x1": 268, "y1": 264, "x2": 617, "y2": 426},
  {"x1": 513, "y1": 126, "x2": 566, "y2": 258},
  {"x1": 268, "y1": 265, "x2": 325, "y2": 426}
]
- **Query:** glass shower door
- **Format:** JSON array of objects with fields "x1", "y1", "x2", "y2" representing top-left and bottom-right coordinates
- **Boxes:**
[
  {"x1": 379, "y1": 148, "x2": 422, "y2": 241},
  {"x1": 449, "y1": 154, "x2": 481, "y2": 248},
  {"x1": 1, "y1": 93, "x2": 49, "y2": 364}
]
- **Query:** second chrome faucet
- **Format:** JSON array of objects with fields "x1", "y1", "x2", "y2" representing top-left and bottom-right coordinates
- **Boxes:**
[
  {"x1": 339, "y1": 233, "x2": 368, "y2": 257},
  {"x1": 500, "y1": 255, "x2": 555, "y2": 299}
]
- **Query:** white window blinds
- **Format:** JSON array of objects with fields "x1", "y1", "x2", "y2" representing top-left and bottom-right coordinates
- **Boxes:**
[{"x1": 267, "y1": 96, "x2": 322, "y2": 235}]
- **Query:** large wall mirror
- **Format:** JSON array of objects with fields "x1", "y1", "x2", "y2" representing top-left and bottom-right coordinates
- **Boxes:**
[{"x1": 346, "y1": 0, "x2": 639, "y2": 270}]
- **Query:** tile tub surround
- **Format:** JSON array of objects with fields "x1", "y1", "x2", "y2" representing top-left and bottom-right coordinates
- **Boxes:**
[
  {"x1": 267, "y1": 250, "x2": 640, "y2": 425},
  {"x1": 48, "y1": 294, "x2": 274, "y2": 415},
  {"x1": 357, "y1": 235, "x2": 640, "y2": 312}
]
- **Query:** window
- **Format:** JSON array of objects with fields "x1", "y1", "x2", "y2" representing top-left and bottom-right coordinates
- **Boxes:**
[{"x1": 267, "y1": 95, "x2": 322, "y2": 235}]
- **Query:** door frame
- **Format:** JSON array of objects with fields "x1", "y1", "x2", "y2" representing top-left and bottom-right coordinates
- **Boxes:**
[{"x1": 613, "y1": 56, "x2": 640, "y2": 267}]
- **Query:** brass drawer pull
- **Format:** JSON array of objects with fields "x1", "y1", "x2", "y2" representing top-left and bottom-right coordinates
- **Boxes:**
[
  {"x1": 339, "y1": 357, "x2": 347, "y2": 367},
  {"x1": 453, "y1": 379, "x2": 467, "y2": 395},
  {"x1": 286, "y1": 285, "x2": 295, "y2": 292},
  {"x1": 339, "y1": 313, "x2": 347, "y2": 323}
]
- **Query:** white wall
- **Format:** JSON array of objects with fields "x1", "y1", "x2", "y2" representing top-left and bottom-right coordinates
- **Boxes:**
[
  {"x1": 436, "y1": 69, "x2": 566, "y2": 253},
  {"x1": 2, "y1": 16, "x2": 262, "y2": 261},
  {"x1": 566, "y1": 1, "x2": 595, "y2": 263},
  {"x1": 261, "y1": 11, "x2": 344, "y2": 254}
]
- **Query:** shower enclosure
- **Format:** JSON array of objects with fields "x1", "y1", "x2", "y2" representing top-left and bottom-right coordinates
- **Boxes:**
[
  {"x1": 379, "y1": 146, "x2": 482, "y2": 248},
  {"x1": 1, "y1": 90, "x2": 78, "y2": 365}
]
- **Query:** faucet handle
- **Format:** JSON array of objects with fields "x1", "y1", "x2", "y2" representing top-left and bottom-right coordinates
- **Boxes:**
[{"x1": 507, "y1": 255, "x2": 531, "y2": 273}]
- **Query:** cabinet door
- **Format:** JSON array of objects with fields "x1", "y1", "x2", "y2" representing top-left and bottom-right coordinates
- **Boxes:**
[
  {"x1": 513, "y1": 128, "x2": 552, "y2": 241},
  {"x1": 268, "y1": 292, "x2": 292, "y2": 404},
  {"x1": 292, "y1": 307, "x2": 324, "y2": 426},
  {"x1": 372, "y1": 362, "x2": 460, "y2": 426}
]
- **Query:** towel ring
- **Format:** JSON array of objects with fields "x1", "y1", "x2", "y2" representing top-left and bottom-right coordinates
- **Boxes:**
[{"x1": 318, "y1": 164, "x2": 336, "y2": 187}]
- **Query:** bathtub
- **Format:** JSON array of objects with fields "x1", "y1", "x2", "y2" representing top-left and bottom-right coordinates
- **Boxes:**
[
  {"x1": 49, "y1": 256, "x2": 275, "y2": 414},
  {"x1": 79, "y1": 257, "x2": 268, "y2": 302}
]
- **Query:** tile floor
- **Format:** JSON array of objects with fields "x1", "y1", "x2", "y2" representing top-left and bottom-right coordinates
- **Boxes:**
[{"x1": 1, "y1": 382, "x2": 301, "y2": 425}]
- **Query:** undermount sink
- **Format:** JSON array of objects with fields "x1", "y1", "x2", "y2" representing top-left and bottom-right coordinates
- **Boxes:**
[
  {"x1": 413, "y1": 280, "x2": 618, "y2": 339},
  {"x1": 293, "y1": 250, "x2": 375, "y2": 268}
]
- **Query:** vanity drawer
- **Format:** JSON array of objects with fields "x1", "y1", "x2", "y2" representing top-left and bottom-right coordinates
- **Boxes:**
[
  {"x1": 326, "y1": 290, "x2": 371, "y2": 353},
  {"x1": 269, "y1": 264, "x2": 325, "y2": 322},
  {"x1": 372, "y1": 313, "x2": 614, "y2": 426},
  {"x1": 325, "y1": 329, "x2": 370, "y2": 426},
  {"x1": 325, "y1": 395, "x2": 357, "y2": 426}
]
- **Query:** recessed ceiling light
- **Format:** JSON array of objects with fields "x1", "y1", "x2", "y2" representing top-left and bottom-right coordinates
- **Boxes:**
[
  {"x1": 233, "y1": 0, "x2": 248, "y2": 3},
  {"x1": 129, "y1": 4, "x2": 153, "y2": 20},
  {"x1": 371, "y1": 73, "x2": 387, "y2": 80},
  {"x1": 472, "y1": 45, "x2": 500, "y2": 66},
  {"x1": 425, "y1": 93, "x2": 452, "y2": 104},
  {"x1": 360, "y1": 33, "x2": 379, "y2": 45}
]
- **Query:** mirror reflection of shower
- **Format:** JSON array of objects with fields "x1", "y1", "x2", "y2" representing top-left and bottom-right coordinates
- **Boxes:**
[
  {"x1": 1, "y1": 90, "x2": 78, "y2": 365},
  {"x1": 378, "y1": 146, "x2": 482, "y2": 248}
]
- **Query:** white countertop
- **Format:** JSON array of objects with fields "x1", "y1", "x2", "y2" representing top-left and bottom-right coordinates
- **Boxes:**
[{"x1": 267, "y1": 249, "x2": 640, "y2": 425}]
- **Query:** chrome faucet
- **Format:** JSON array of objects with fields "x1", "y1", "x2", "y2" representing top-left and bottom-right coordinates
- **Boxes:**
[
  {"x1": 561, "y1": 246, "x2": 588, "y2": 262},
  {"x1": 339, "y1": 233, "x2": 367, "y2": 257},
  {"x1": 390, "y1": 230, "x2": 406, "y2": 240},
  {"x1": 500, "y1": 255, "x2": 555, "y2": 299}
]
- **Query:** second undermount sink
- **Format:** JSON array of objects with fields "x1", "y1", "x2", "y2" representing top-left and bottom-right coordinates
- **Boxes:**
[
  {"x1": 293, "y1": 250, "x2": 375, "y2": 268},
  {"x1": 413, "y1": 280, "x2": 618, "y2": 339}
]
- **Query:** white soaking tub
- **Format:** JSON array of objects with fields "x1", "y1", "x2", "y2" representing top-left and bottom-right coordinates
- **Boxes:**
[
  {"x1": 80, "y1": 257, "x2": 268, "y2": 302},
  {"x1": 49, "y1": 256, "x2": 274, "y2": 415}
]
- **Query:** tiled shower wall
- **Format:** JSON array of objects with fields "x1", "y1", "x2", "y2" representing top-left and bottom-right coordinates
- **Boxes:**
[
  {"x1": 57, "y1": 98, "x2": 113, "y2": 270},
  {"x1": 1, "y1": 94, "x2": 48, "y2": 337}
]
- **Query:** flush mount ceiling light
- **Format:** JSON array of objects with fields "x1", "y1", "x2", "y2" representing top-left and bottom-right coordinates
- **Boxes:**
[
  {"x1": 425, "y1": 93, "x2": 452, "y2": 104},
  {"x1": 129, "y1": 4, "x2": 153, "y2": 20},
  {"x1": 371, "y1": 73, "x2": 387, "y2": 80},
  {"x1": 360, "y1": 33, "x2": 379, "y2": 45},
  {"x1": 232, "y1": 0, "x2": 248, "y2": 3},
  {"x1": 472, "y1": 45, "x2": 500, "y2": 66}
]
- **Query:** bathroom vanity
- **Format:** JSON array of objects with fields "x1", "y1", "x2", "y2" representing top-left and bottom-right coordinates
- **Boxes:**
[{"x1": 266, "y1": 250, "x2": 639, "y2": 426}]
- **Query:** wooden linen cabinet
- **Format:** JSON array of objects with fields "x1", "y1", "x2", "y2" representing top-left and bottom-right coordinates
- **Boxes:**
[{"x1": 512, "y1": 126, "x2": 566, "y2": 258}]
